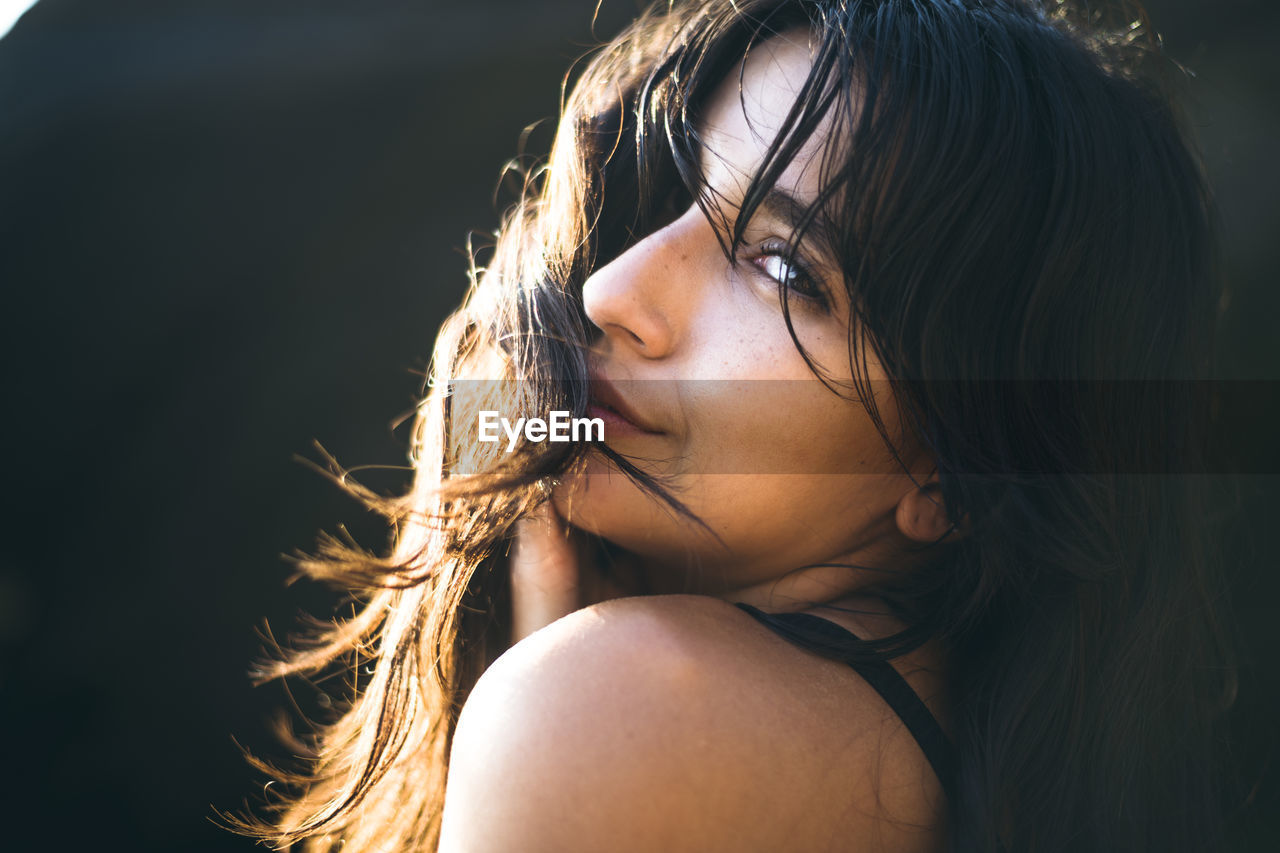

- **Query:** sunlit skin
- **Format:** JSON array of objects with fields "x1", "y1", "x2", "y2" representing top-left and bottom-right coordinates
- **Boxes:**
[
  {"x1": 548, "y1": 30, "x2": 951, "y2": 611},
  {"x1": 440, "y1": 32, "x2": 956, "y2": 853}
]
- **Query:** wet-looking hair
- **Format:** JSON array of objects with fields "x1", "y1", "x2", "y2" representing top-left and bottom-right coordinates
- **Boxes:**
[{"x1": 233, "y1": 2, "x2": 1233, "y2": 851}]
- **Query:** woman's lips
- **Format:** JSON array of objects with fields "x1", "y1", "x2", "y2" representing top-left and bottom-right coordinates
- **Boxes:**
[
  {"x1": 587, "y1": 375, "x2": 663, "y2": 437},
  {"x1": 586, "y1": 401, "x2": 657, "y2": 438}
]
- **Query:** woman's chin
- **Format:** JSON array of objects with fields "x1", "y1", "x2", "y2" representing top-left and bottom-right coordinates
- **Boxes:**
[
  {"x1": 551, "y1": 467, "x2": 667, "y2": 552},
  {"x1": 551, "y1": 459, "x2": 709, "y2": 569}
]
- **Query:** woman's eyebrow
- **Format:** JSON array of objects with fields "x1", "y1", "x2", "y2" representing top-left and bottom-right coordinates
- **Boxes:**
[
  {"x1": 755, "y1": 184, "x2": 837, "y2": 256},
  {"x1": 694, "y1": 139, "x2": 836, "y2": 254}
]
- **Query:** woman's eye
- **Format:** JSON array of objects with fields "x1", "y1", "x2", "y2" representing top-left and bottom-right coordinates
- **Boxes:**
[{"x1": 754, "y1": 246, "x2": 829, "y2": 309}]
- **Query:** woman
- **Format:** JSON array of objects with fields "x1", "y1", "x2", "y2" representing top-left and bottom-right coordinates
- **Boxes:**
[{"x1": 241, "y1": 1, "x2": 1233, "y2": 850}]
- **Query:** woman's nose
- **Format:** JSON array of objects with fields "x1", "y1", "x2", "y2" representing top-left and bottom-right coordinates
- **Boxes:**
[{"x1": 581, "y1": 209, "x2": 703, "y2": 360}]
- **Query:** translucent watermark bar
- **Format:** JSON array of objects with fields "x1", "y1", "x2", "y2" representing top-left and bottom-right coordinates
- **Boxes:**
[{"x1": 442, "y1": 379, "x2": 1280, "y2": 475}]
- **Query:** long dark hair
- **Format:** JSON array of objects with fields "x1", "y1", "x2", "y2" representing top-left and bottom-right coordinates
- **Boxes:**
[{"x1": 236, "y1": 2, "x2": 1233, "y2": 850}]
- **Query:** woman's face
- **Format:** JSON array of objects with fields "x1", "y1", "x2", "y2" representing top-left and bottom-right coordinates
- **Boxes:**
[{"x1": 555, "y1": 32, "x2": 930, "y2": 595}]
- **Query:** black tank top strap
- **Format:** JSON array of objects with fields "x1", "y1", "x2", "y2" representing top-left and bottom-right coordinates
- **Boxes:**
[{"x1": 734, "y1": 602, "x2": 958, "y2": 804}]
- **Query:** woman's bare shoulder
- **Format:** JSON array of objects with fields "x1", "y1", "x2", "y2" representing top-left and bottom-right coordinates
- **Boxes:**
[{"x1": 439, "y1": 595, "x2": 945, "y2": 853}]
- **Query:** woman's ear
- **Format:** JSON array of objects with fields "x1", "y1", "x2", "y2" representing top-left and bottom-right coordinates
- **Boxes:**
[{"x1": 894, "y1": 480, "x2": 955, "y2": 544}]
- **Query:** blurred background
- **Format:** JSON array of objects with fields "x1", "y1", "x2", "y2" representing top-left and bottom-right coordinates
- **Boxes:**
[{"x1": 0, "y1": 1, "x2": 1275, "y2": 850}]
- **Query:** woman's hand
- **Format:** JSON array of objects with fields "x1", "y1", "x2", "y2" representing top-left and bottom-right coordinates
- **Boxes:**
[
  {"x1": 509, "y1": 502, "x2": 641, "y2": 645},
  {"x1": 510, "y1": 502, "x2": 590, "y2": 645}
]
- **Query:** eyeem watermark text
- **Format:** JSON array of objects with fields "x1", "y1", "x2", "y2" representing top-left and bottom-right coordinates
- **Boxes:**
[{"x1": 478, "y1": 411, "x2": 604, "y2": 452}]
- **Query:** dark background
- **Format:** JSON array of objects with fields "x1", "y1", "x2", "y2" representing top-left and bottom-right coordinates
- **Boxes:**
[{"x1": 0, "y1": 1, "x2": 1275, "y2": 850}]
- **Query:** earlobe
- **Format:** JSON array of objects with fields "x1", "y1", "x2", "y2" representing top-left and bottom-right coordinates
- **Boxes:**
[{"x1": 894, "y1": 482, "x2": 955, "y2": 544}]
